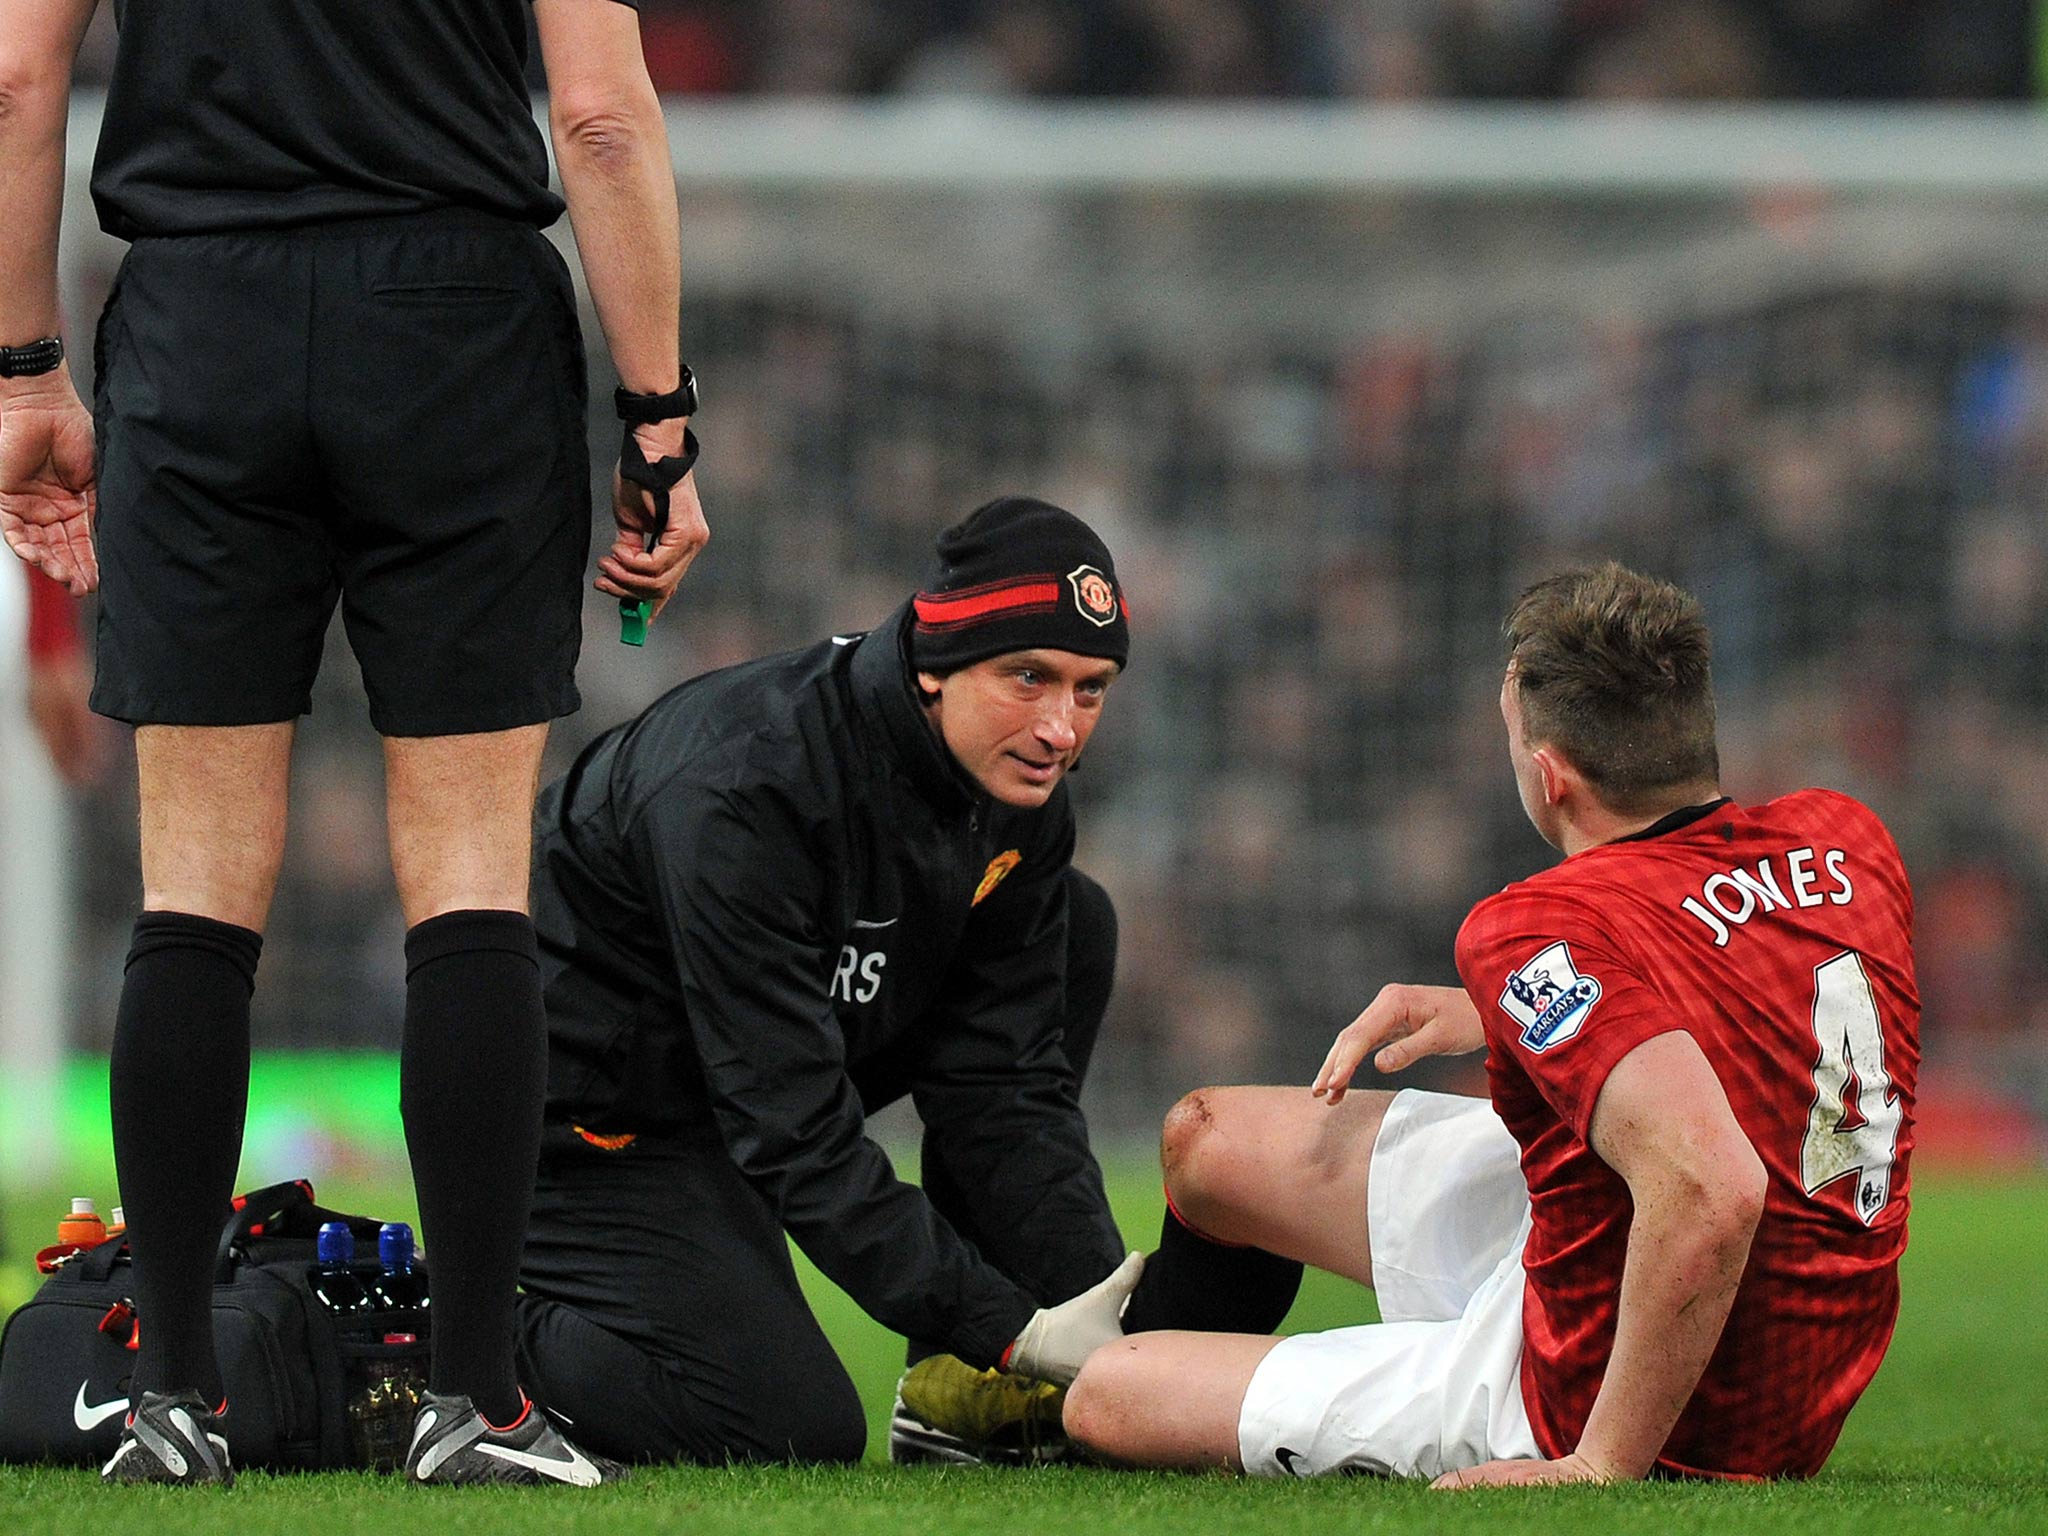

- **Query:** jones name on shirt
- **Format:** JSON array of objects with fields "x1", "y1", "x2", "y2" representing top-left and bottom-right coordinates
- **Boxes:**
[{"x1": 1680, "y1": 846, "x2": 1853, "y2": 948}]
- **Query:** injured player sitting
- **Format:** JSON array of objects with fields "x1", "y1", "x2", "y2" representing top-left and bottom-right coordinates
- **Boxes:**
[{"x1": 1062, "y1": 562, "x2": 1920, "y2": 1486}]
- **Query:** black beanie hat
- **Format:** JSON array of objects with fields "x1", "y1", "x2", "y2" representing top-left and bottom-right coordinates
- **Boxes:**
[{"x1": 910, "y1": 496, "x2": 1131, "y2": 674}]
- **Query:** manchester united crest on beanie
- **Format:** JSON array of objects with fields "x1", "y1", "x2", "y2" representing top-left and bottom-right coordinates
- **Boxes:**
[{"x1": 910, "y1": 497, "x2": 1131, "y2": 674}]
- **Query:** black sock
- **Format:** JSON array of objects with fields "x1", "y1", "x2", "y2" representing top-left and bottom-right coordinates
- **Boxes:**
[
  {"x1": 109, "y1": 912, "x2": 261, "y2": 1402},
  {"x1": 1120, "y1": 1195, "x2": 1304, "y2": 1335},
  {"x1": 400, "y1": 910, "x2": 546, "y2": 1424}
]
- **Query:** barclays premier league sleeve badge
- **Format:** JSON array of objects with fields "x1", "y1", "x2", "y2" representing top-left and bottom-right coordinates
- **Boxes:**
[{"x1": 1499, "y1": 941, "x2": 1602, "y2": 1053}]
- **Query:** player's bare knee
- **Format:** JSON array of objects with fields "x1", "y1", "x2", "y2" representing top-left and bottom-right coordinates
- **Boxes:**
[
  {"x1": 1061, "y1": 1348, "x2": 1128, "y2": 1456},
  {"x1": 1159, "y1": 1087, "x2": 1224, "y2": 1207}
]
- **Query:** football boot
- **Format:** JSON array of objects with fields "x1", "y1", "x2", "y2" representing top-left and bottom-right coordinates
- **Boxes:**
[
  {"x1": 404, "y1": 1390, "x2": 627, "y2": 1486},
  {"x1": 101, "y1": 1389, "x2": 233, "y2": 1486},
  {"x1": 889, "y1": 1353, "x2": 1072, "y2": 1467}
]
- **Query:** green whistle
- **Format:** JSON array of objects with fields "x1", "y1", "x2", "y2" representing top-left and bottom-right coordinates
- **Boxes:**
[{"x1": 619, "y1": 597, "x2": 651, "y2": 646}]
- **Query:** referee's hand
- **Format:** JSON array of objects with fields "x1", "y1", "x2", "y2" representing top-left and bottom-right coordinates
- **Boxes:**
[
  {"x1": 0, "y1": 375, "x2": 99, "y2": 596},
  {"x1": 596, "y1": 418, "x2": 707, "y2": 626}
]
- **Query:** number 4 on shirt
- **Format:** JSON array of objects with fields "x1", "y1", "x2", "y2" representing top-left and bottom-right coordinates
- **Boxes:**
[{"x1": 1801, "y1": 951, "x2": 1904, "y2": 1226}]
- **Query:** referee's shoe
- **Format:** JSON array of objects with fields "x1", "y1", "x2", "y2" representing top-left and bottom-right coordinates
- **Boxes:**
[
  {"x1": 405, "y1": 1391, "x2": 628, "y2": 1485},
  {"x1": 101, "y1": 1390, "x2": 233, "y2": 1485}
]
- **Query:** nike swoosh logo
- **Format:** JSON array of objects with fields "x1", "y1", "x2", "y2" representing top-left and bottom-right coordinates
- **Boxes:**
[
  {"x1": 74, "y1": 1383, "x2": 129, "y2": 1432},
  {"x1": 851, "y1": 917, "x2": 898, "y2": 930},
  {"x1": 476, "y1": 1440, "x2": 602, "y2": 1486},
  {"x1": 1274, "y1": 1445, "x2": 1308, "y2": 1477}
]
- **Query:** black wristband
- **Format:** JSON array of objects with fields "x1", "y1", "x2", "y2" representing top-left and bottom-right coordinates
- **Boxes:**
[
  {"x1": 0, "y1": 337, "x2": 65, "y2": 379},
  {"x1": 614, "y1": 365, "x2": 698, "y2": 424}
]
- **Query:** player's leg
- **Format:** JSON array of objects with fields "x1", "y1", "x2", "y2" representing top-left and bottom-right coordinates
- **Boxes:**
[
  {"x1": 1123, "y1": 1086, "x2": 1527, "y2": 1342},
  {"x1": 1119, "y1": 1084, "x2": 1390, "y2": 1340},
  {"x1": 1071, "y1": 1252, "x2": 1537, "y2": 1482},
  {"x1": 1158, "y1": 1084, "x2": 1393, "y2": 1282},
  {"x1": 1062, "y1": 1331, "x2": 1281, "y2": 1470},
  {"x1": 109, "y1": 725, "x2": 292, "y2": 1430},
  {"x1": 515, "y1": 1124, "x2": 866, "y2": 1464}
]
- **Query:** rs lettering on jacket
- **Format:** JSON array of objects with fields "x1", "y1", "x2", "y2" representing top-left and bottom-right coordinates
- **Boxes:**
[
  {"x1": 1680, "y1": 847, "x2": 1853, "y2": 948},
  {"x1": 831, "y1": 945, "x2": 887, "y2": 1004}
]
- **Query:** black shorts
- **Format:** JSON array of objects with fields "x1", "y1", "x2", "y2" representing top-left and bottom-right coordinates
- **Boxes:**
[{"x1": 90, "y1": 209, "x2": 589, "y2": 736}]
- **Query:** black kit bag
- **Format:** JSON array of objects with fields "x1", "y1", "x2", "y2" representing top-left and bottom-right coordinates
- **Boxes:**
[{"x1": 0, "y1": 1180, "x2": 430, "y2": 1469}]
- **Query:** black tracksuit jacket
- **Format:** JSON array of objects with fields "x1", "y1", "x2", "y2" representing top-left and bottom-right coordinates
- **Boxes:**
[{"x1": 530, "y1": 603, "x2": 1123, "y2": 1368}]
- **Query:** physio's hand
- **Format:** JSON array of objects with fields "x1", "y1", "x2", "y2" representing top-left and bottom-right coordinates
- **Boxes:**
[
  {"x1": 1005, "y1": 1251, "x2": 1145, "y2": 1387},
  {"x1": 1312, "y1": 983, "x2": 1485, "y2": 1103},
  {"x1": 1432, "y1": 1452, "x2": 1614, "y2": 1489},
  {"x1": 596, "y1": 418, "x2": 708, "y2": 625},
  {"x1": 0, "y1": 377, "x2": 99, "y2": 595}
]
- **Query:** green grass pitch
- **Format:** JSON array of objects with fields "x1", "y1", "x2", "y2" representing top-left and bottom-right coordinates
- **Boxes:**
[{"x1": 2, "y1": 1158, "x2": 2043, "y2": 1535}]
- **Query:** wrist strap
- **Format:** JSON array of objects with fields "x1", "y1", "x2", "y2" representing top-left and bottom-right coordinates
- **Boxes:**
[
  {"x1": 614, "y1": 365, "x2": 697, "y2": 424},
  {"x1": 0, "y1": 337, "x2": 65, "y2": 378}
]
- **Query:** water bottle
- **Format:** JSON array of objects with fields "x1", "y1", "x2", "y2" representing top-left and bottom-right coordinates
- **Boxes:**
[
  {"x1": 37, "y1": 1197, "x2": 110, "y2": 1273},
  {"x1": 368, "y1": 1221, "x2": 429, "y2": 1463},
  {"x1": 309, "y1": 1222, "x2": 374, "y2": 1315},
  {"x1": 370, "y1": 1222, "x2": 428, "y2": 1312},
  {"x1": 313, "y1": 1221, "x2": 398, "y2": 1464},
  {"x1": 57, "y1": 1198, "x2": 107, "y2": 1248},
  {"x1": 353, "y1": 1367, "x2": 425, "y2": 1470}
]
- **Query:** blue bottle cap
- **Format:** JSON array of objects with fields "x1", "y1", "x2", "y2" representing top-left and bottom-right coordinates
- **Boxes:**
[
  {"x1": 316, "y1": 1221, "x2": 355, "y2": 1266},
  {"x1": 378, "y1": 1221, "x2": 414, "y2": 1270}
]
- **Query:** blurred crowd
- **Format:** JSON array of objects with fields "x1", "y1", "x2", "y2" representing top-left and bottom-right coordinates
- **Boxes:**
[
  {"x1": 635, "y1": 0, "x2": 2031, "y2": 101},
  {"x1": 36, "y1": 225, "x2": 2048, "y2": 1149},
  {"x1": 65, "y1": 1, "x2": 2035, "y2": 103}
]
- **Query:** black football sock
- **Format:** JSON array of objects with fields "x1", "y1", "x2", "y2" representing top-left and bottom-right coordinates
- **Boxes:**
[
  {"x1": 1120, "y1": 1194, "x2": 1304, "y2": 1335},
  {"x1": 109, "y1": 911, "x2": 261, "y2": 1403},
  {"x1": 400, "y1": 909, "x2": 546, "y2": 1425}
]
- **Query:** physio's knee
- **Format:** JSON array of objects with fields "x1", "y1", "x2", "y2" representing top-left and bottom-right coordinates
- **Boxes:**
[
  {"x1": 739, "y1": 1377, "x2": 866, "y2": 1465},
  {"x1": 1061, "y1": 868, "x2": 1119, "y2": 1082},
  {"x1": 1065, "y1": 869, "x2": 1119, "y2": 983}
]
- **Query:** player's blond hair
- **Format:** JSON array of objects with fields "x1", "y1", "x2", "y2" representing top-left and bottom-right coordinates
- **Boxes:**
[{"x1": 1504, "y1": 562, "x2": 1719, "y2": 815}]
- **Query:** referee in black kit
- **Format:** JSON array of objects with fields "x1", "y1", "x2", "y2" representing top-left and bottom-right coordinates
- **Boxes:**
[
  {"x1": 0, "y1": 0, "x2": 702, "y2": 1488},
  {"x1": 511, "y1": 500, "x2": 1147, "y2": 1466}
]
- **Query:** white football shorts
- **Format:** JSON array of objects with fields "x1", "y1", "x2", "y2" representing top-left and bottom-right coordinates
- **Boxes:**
[{"x1": 1236, "y1": 1088, "x2": 1540, "y2": 1481}]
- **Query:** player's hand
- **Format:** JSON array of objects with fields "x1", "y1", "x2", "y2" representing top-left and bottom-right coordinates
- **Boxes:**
[
  {"x1": 596, "y1": 418, "x2": 708, "y2": 625},
  {"x1": 0, "y1": 378, "x2": 99, "y2": 595},
  {"x1": 1005, "y1": 1251, "x2": 1145, "y2": 1387},
  {"x1": 28, "y1": 651, "x2": 104, "y2": 786},
  {"x1": 1311, "y1": 983, "x2": 1485, "y2": 1103},
  {"x1": 1431, "y1": 1452, "x2": 1614, "y2": 1489}
]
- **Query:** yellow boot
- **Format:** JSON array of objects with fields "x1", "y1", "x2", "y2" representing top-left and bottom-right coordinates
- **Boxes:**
[{"x1": 889, "y1": 1353, "x2": 1072, "y2": 1466}]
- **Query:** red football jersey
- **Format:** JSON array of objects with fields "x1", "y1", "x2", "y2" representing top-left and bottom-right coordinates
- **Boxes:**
[{"x1": 1454, "y1": 789, "x2": 1919, "y2": 1480}]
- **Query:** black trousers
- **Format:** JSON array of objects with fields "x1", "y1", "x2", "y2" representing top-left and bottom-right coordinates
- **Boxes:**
[{"x1": 512, "y1": 870, "x2": 1117, "y2": 1464}]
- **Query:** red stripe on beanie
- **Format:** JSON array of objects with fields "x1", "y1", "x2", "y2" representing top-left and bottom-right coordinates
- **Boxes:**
[{"x1": 913, "y1": 576, "x2": 1063, "y2": 630}]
